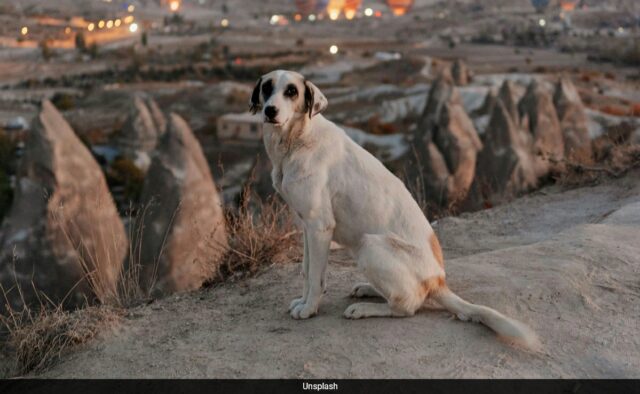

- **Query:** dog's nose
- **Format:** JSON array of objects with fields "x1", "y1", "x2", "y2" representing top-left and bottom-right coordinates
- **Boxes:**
[{"x1": 264, "y1": 106, "x2": 278, "y2": 120}]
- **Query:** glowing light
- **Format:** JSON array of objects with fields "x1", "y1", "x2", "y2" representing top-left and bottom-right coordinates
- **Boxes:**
[
  {"x1": 329, "y1": 44, "x2": 339, "y2": 55},
  {"x1": 221, "y1": 18, "x2": 229, "y2": 27},
  {"x1": 106, "y1": 20, "x2": 114, "y2": 28},
  {"x1": 329, "y1": 10, "x2": 340, "y2": 20},
  {"x1": 294, "y1": 14, "x2": 302, "y2": 22},
  {"x1": 98, "y1": 20, "x2": 105, "y2": 29},
  {"x1": 87, "y1": 23, "x2": 95, "y2": 31},
  {"x1": 169, "y1": 1, "x2": 180, "y2": 12},
  {"x1": 129, "y1": 22, "x2": 138, "y2": 33},
  {"x1": 115, "y1": 19, "x2": 121, "y2": 27},
  {"x1": 124, "y1": 15, "x2": 134, "y2": 24},
  {"x1": 270, "y1": 15, "x2": 280, "y2": 25},
  {"x1": 65, "y1": 27, "x2": 71, "y2": 34},
  {"x1": 20, "y1": 26, "x2": 28, "y2": 36},
  {"x1": 538, "y1": 18, "x2": 546, "y2": 27},
  {"x1": 364, "y1": 7, "x2": 373, "y2": 17},
  {"x1": 308, "y1": 14, "x2": 316, "y2": 21},
  {"x1": 127, "y1": 4, "x2": 135, "y2": 12},
  {"x1": 374, "y1": 10, "x2": 382, "y2": 17},
  {"x1": 345, "y1": 9, "x2": 356, "y2": 19}
]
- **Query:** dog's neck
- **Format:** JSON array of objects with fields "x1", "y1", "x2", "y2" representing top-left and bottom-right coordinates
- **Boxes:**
[{"x1": 262, "y1": 114, "x2": 316, "y2": 166}]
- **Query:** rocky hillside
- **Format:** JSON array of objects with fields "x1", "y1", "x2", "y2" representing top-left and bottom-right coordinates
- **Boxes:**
[{"x1": 26, "y1": 170, "x2": 640, "y2": 379}]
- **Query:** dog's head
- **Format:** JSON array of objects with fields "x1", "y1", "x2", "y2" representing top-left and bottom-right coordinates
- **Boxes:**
[{"x1": 249, "y1": 70, "x2": 327, "y2": 129}]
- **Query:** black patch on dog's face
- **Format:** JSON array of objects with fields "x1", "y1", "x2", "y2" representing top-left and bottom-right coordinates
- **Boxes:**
[
  {"x1": 262, "y1": 79, "x2": 274, "y2": 102},
  {"x1": 250, "y1": 77, "x2": 262, "y2": 114},
  {"x1": 304, "y1": 81, "x2": 314, "y2": 119},
  {"x1": 284, "y1": 84, "x2": 298, "y2": 99}
]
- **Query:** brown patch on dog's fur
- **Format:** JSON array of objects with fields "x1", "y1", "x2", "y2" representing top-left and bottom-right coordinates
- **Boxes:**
[
  {"x1": 429, "y1": 233, "x2": 444, "y2": 269},
  {"x1": 418, "y1": 276, "x2": 446, "y2": 299}
]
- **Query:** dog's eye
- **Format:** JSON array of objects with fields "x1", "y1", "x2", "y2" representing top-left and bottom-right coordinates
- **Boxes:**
[{"x1": 284, "y1": 85, "x2": 298, "y2": 98}]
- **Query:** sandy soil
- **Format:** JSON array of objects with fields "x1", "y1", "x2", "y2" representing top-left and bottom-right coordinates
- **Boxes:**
[{"x1": 29, "y1": 171, "x2": 640, "y2": 378}]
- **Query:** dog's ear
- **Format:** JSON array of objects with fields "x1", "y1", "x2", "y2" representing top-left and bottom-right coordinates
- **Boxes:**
[
  {"x1": 249, "y1": 77, "x2": 262, "y2": 114},
  {"x1": 304, "y1": 80, "x2": 328, "y2": 118}
]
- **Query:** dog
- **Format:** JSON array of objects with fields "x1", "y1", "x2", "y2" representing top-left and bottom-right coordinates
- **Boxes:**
[{"x1": 250, "y1": 70, "x2": 539, "y2": 350}]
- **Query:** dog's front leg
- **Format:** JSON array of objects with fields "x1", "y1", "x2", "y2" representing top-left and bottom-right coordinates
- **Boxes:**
[
  {"x1": 289, "y1": 229, "x2": 309, "y2": 311},
  {"x1": 290, "y1": 223, "x2": 332, "y2": 319}
]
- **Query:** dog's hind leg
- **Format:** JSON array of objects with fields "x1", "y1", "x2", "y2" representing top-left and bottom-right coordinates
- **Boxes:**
[
  {"x1": 344, "y1": 302, "x2": 411, "y2": 318},
  {"x1": 350, "y1": 283, "x2": 383, "y2": 298},
  {"x1": 344, "y1": 234, "x2": 423, "y2": 319}
]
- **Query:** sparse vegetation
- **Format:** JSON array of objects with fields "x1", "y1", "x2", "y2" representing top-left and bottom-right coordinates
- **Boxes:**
[
  {"x1": 0, "y1": 176, "x2": 304, "y2": 376},
  {"x1": 0, "y1": 304, "x2": 122, "y2": 375},
  {"x1": 206, "y1": 183, "x2": 301, "y2": 285},
  {"x1": 51, "y1": 93, "x2": 76, "y2": 111},
  {"x1": 556, "y1": 124, "x2": 640, "y2": 187},
  {"x1": 364, "y1": 115, "x2": 398, "y2": 135}
]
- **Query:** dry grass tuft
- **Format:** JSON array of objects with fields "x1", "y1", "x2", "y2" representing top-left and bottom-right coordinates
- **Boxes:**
[
  {"x1": 1, "y1": 304, "x2": 122, "y2": 375},
  {"x1": 556, "y1": 124, "x2": 640, "y2": 187},
  {"x1": 206, "y1": 185, "x2": 301, "y2": 285}
]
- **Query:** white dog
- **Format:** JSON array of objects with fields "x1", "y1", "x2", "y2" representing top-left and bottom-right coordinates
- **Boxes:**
[{"x1": 250, "y1": 70, "x2": 539, "y2": 349}]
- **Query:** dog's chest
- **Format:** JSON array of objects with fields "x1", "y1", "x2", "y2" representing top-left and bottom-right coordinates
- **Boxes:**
[{"x1": 262, "y1": 131, "x2": 286, "y2": 194}]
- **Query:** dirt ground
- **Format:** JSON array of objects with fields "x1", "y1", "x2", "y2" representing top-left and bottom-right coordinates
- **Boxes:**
[{"x1": 20, "y1": 170, "x2": 640, "y2": 378}]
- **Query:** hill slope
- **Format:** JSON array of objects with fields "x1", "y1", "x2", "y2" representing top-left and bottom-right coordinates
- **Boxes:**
[{"x1": 40, "y1": 172, "x2": 640, "y2": 378}]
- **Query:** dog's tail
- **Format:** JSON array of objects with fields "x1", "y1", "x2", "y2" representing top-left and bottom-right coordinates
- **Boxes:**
[{"x1": 432, "y1": 286, "x2": 541, "y2": 351}]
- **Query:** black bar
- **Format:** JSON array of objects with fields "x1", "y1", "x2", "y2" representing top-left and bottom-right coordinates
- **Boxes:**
[{"x1": 1, "y1": 379, "x2": 639, "y2": 394}]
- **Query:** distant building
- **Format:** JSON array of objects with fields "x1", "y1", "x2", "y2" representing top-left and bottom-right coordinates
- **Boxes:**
[{"x1": 216, "y1": 112, "x2": 262, "y2": 140}]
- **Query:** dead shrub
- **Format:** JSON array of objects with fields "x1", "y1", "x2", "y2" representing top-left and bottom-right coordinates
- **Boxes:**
[
  {"x1": 0, "y1": 200, "x2": 161, "y2": 376},
  {"x1": 0, "y1": 303, "x2": 121, "y2": 375},
  {"x1": 206, "y1": 184, "x2": 301, "y2": 285},
  {"x1": 600, "y1": 105, "x2": 630, "y2": 117},
  {"x1": 366, "y1": 115, "x2": 398, "y2": 136},
  {"x1": 556, "y1": 124, "x2": 640, "y2": 186}
]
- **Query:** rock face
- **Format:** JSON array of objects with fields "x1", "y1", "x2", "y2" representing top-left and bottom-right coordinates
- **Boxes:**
[
  {"x1": 554, "y1": 77, "x2": 592, "y2": 161},
  {"x1": 518, "y1": 80, "x2": 565, "y2": 177},
  {"x1": 410, "y1": 73, "x2": 482, "y2": 206},
  {"x1": 498, "y1": 80, "x2": 522, "y2": 125},
  {"x1": 138, "y1": 114, "x2": 227, "y2": 296},
  {"x1": 114, "y1": 95, "x2": 166, "y2": 171},
  {"x1": 472, "y1": 89, "x2": 497, "y2": 117},
  {"x1": 472, "y1": 99, "x2": 538, "y2": 205},
  {"x1": 0, "y1": 101, "x2": 126, "y2": 313},
  {"x1": 451, "y1": 59, "x2": 471, "y2": 86}
]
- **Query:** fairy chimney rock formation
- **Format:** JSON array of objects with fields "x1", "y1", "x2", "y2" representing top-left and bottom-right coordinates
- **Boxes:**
[
  {"x1": 138, "y1": 113, "x2": 228, "y2": 296},
  {"x1": 498, "y1": 80, "x2": 522, "y2": 125},
  {"x1": 553, "y1": 77, "x2": 592, "y2": 160},
  {"x1": 474, "y1": 99, "x2": 538, "y2": 203},
  {"x1": 0, "y1": 100, "x2": 126, "y2": 313},
  {"x1": 518, "y1": 80, "x2": 565, "y2": 177},
  {"x1": 115, "y1": 95, "x2": 167, "y2": 171},
  {"x1": 451, "y1": 59, "x2": 471, "y2": 86},
  {"x1": 410, "y1": 72, "x2": 482, "y2": 205}
]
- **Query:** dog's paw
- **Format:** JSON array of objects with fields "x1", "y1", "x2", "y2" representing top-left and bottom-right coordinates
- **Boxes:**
[
  {"x1": 289, "y1": 297, "x2": 305, "y2": 312},
  {"x1": 343, "y1": 303, "x2": 366, "y2": 319},
  {"x1": 456, "y1": 313, "x2": 470, "y2": 322},
  {"x1": 290, "y1": 302, "x2": 317, "y2": 320}
]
